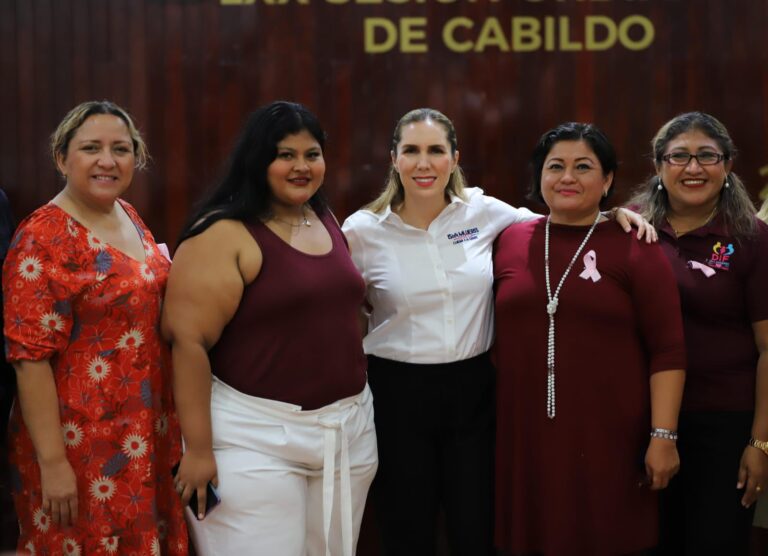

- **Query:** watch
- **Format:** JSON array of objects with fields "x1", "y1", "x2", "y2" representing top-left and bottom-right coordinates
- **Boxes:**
[{"x1": 749, "y1": 437, "x2": 768, "y2": 456}]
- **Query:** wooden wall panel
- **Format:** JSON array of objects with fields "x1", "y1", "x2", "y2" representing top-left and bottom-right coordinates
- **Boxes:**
[
  {"x1": 1, "y1": 1, "x2": 767, "y2": 553},
  {"x1": 1, "y1": 0, "x2": 767, "y2": 247}
]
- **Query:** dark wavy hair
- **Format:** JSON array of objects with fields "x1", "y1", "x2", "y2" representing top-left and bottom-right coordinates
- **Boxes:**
[
  {"x1": 628, "y1": 111, "x2": 756, "y2": 238},
  {"x1": 178, "y1": 101, "x2": 327, "y2": 243},
  {"x1": 528, "y1": 122, "x2": 617, "y2": 209}
]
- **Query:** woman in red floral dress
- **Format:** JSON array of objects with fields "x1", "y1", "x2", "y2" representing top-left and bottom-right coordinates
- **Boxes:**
[{"x1": 2, "y1": 101, "x2": 187, "y2": 555}]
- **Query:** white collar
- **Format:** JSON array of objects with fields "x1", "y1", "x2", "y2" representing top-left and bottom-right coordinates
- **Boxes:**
[{"x1": 377, "y1": 190, "x2": 472, "y2": 224}]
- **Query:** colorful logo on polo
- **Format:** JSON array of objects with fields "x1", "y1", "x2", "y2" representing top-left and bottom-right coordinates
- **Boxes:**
[
  {"x1": 707, "y1": 242, "x2": 734, "y2": 270},
  {"x1": 447, "y1": 227, "x2": 479, "y2": 244}
]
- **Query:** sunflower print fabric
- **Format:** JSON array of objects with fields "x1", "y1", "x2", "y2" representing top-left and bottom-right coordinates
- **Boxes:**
[{"x1": 3, "y1": 201, "x2": 187, "y2": 555}]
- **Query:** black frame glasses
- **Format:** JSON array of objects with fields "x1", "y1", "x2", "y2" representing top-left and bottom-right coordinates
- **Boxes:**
[{"x1": 661, "y1": 152, "x2": 728, "y2": 166}]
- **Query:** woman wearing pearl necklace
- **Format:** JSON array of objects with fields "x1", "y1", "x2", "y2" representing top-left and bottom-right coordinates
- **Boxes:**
[
  {"x1": 493, "y1": 122, "x2": 686, "y2": 556},
  {"x1": 344, "y1": 109, "x2": 657, "y2": 556}
]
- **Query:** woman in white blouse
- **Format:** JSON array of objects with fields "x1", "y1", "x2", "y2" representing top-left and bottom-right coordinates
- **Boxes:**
[{"x1": 342, "y1": 108, "x2": 651, "y2": 555}]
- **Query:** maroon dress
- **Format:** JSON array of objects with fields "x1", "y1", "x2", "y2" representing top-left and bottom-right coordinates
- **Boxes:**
[{"x1": 493, "y1": 220, "x2": 686, "y2": 556}]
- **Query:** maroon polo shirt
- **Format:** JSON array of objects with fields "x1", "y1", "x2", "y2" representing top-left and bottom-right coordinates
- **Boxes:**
[{"x1": 657, "y1": 216, "x2": 768, "y2": 412}]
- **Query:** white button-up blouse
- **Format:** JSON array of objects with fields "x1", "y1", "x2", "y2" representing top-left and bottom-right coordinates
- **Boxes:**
[{"x1": 342, "y1": 187, "x2": 541, "y2": 364}]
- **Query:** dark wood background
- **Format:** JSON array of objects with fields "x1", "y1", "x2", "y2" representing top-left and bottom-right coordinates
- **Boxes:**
[
  {"x1": 2, "y1": 1, "x2": 768, "y2": 553},
  {"x1": 1, "y1": 0, "x2": 767, "y2": 245}
]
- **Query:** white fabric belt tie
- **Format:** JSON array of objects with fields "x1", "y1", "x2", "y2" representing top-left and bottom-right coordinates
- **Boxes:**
[
  {"x1": 318, "y1": 415, "x2": 353, "y2": 556},
  {"x1": 208, "y1": 376, "x2": 367, "y2": 555}
]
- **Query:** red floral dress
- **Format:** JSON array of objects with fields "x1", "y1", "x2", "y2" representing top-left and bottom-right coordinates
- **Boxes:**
[{"x1": 3, "y1": 201, "x2": 187, "y2": 556}]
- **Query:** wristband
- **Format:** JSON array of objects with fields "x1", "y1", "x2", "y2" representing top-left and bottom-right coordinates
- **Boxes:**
[
  {"x1": 749, "y1": 437, "x2": 768, "y2": 456},
  {"x1": 650, "y1": 428, "x2": 678, "y2": 441}
]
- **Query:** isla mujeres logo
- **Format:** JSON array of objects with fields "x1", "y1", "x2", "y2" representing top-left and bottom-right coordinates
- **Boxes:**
[
  {"x1": 707, "y1": 241, "x2": 734, "y2": 270},
  {"x1": 447, "y1": 227, "x2": 479, "y2": 245}
]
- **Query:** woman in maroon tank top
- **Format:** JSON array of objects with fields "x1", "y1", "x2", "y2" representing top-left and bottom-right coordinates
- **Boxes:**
[{"x1": 161, "y1": 101, "x2": 377, "y2": 556}]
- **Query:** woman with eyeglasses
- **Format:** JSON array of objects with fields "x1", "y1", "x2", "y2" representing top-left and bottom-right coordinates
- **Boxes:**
[{"x1": 629, "y1": 112, "x2": 768, "y2": 555}]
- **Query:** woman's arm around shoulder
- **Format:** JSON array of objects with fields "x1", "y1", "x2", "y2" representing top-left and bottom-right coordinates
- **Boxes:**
[
  {"x1": 612, "y1": 207, "x2": 658, "y2": 243},
  {"x1": 476, "y1": 189, "x2": 541, "y2": 232},
  {"x1": 161, "y1": 218, "x2": 261, "y2": 519}
]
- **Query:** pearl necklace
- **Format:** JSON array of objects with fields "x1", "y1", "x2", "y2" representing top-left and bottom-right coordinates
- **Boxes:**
[{"x1": 544, "y1": 211, "x2": 601, "y2": 419}]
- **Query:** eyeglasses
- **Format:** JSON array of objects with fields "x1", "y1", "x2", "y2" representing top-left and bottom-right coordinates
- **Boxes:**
[{"x1": 661, "y1": 152, "x2": 728, "y2": 166}]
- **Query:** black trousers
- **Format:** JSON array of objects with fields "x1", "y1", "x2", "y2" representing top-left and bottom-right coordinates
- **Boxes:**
[
  {"x1": 656, "y1": 411, "x2": 755, "y2": 556},
  {"x1": 367, "y1": 353, "x2": 496, "y2": 556}
]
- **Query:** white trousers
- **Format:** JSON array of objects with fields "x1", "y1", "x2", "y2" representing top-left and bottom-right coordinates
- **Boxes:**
[{"x1": 188, "y1": 377, "x2": 378, "y2": 556}]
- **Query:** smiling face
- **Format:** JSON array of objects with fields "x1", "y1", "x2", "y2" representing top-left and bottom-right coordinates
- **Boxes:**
[
  {"x1": 392, "y1": 119, "x2": 459, "y2": 208},
  {"x1": 540, "y1": 140, "x2": 613, "y2": 225},
  {"x1": 56, "y1": 114, "x2": 136, "y2": 208},
  {"x1": 266, "y1": 129, "x2": 325, "y2": 210},
  {"x1": 658, "y1": 129, "x2": 732, "y2": 213}
]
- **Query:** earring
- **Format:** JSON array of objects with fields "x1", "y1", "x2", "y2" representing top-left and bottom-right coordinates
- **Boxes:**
[
  {"x1": 602, "y1": 190, "x2": 608, "y2": 198},
  {"x1": 724, "y1": 178, "x2": 731, "y2": 189},
  {"x1": 657, "y1": 177, "x2": 664, "y2": 191}
]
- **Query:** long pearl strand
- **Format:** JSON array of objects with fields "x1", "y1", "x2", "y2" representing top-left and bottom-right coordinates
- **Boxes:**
[{"x1": 544, "y1": 211, "x2": 601, "y2": 419}]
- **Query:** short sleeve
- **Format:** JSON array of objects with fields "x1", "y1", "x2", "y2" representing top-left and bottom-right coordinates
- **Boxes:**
[
  {"x1": 626, "y1": 240, "x2": 687, "y2": 374},
  {"x1": 341, "y1": 213, "x2": 369, "y2": 280},
  {"x1": 3, "y1": 219, "x2": 78, "y2": 362},
  {"x1": 746, "y1": 220, "x2": 768, "y2": 324}
]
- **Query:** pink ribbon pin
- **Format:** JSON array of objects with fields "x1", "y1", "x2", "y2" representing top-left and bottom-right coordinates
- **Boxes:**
[
  {"x1": 579, "y1": 250, "x2": 601, "y2": 282},
  {"x1": 687, "y1": 260, "x2": 715, "y2": 277}
]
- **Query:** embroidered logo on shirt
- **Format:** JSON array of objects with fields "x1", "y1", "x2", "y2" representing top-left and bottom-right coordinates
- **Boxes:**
[
  {"x1": 706, "y1": 242, "x2": 734, "y2": 270},
  {"x1": 447, "y1": 227, "x2": 479, "y2": 244}
]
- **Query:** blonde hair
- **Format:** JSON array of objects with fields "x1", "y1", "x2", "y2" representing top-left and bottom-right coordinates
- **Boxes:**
[
  {"x1": 758, "y1": 198, "x2": 768, "y2": 224},
  {"x1": 51, "y1": 100, "x2": 149, "y2": 169},
  {"x1": 366, "y1": 108, "x2": 467, "y2": 214}
]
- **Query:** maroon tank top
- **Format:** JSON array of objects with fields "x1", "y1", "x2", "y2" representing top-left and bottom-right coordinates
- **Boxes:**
[{"x1": 209, "y1": 211, "x2": 367, "y2": 409}]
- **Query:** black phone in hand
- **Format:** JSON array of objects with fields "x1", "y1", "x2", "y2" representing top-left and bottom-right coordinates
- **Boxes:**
[{"x1": 171, "y1": 461, "x2": 221, "y2": 520}]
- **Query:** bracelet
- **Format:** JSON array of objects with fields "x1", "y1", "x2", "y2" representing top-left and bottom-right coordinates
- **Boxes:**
[
  {"x1": 650, "y1": 428, "x2": 678, "y2": 441},
  {"x1": 749, "y1": 437, "x2": 768, "y2": 456}
]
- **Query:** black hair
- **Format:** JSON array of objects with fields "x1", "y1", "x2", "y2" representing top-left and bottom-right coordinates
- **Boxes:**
[
  {"x1": 528, "y1": 122, "x2": 617, "y2": 208},
  {"x1": 178, "y1": 101, "x2": 327, "y2": 244}
]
